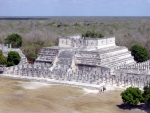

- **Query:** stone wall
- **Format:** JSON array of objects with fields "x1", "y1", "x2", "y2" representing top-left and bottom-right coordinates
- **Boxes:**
[{"x1": 58, "y1": 36, "x2": 116, "y2": 48}]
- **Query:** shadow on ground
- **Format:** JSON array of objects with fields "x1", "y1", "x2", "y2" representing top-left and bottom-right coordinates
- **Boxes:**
[{"x1": 117, "y1": 103, "x2": 150, "y2": 113}]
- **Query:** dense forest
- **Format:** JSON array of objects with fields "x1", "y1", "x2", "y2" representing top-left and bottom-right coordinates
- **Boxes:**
[{"x1": 0, "y1": 17, "x2": 150, "y2": 61}]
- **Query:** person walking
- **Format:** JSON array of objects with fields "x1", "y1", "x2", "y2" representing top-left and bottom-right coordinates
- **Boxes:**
[{"x1": 99, "y1": 87, "x2": 102, "y2": 93}]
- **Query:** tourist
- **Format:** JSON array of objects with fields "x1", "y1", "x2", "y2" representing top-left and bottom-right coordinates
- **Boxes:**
[
  {"x1": 103, "y1": 86, "x2": 106, "y2": 92},
  {"x1": 99, "y1": 87, "x2": 102, "y2": 93}
]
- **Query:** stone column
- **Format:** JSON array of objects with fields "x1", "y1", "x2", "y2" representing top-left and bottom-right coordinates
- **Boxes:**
[
  {"x1": 6, "y1": 44, "x2": 8, "y2": 50},
  {"x1": 106, "y1": 74, "x2": 108, "y2": 84},
  {"x1": 137, "y1": 80, "x2": 140, "y2": 87},
  {"x1": 131, "y1": 78, "x2": 133, "y2": 87},
  {"x1": 120, "y1": 75, "x2": 122, "y2": 85},
  {"x1": 117, "y1": 77, "x2": 120, "y2": 86},
  {"x1": 10, "y1": 44, "x2": 12, "y2": 49},
  {"x1": 124, "y1": 76, "x2": 126, "y2": 87},
  {"x1": 101, "y1": 76, "x2": 103, "y2": 83},
  {"x1": 111, "y1": 76, "x2": 113, "y2": 85},
  {"x1": 127, "y1": 77, "x2": 129, "y2": 86}
]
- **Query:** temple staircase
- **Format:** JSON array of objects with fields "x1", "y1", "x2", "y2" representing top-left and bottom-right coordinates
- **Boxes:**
[{"x1": 52, "y1": 49, "x2": 75, "y2": 77}]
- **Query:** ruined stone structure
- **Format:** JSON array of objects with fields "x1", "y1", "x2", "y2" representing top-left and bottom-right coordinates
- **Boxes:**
[
  {"x1": 0, "y1": 44, "x2": 27, "y2": 64},
  {"x1": 35, "y1": 36, "x2": 135, "y2": 69},
  {"x1": 2, "y1": 36, "x2": 150, "y2": 89}
]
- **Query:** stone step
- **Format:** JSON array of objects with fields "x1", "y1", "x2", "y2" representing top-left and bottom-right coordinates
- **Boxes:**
[
  {"x1": 103, "y1": 57, "x2": 135, "y2": 68},
  {"x1": 58, "y1": 50, "x2": 75, "y2": 58},
  {"x1": 100, "y1": 51, "x2": 132, "y2": 63},
  {"x1": 99, "y1": 47, "x2": 128, "y2": 59},
  {"x1": 101, "y1": 56, "x2": 133, "y2": 65}
]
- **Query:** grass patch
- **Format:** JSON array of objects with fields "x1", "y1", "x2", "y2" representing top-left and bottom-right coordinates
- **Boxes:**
[{"x1": 12, "y1": 86, "x2": 24, "y2": 90}]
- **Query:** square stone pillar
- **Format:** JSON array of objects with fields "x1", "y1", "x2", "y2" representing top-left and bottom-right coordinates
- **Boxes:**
[
  {"x1": 124, "y1": 76, "x2": 126, "y2": 87},
  {"x1": 111, "y1": 77, "x2": 113, "y2": 85}
]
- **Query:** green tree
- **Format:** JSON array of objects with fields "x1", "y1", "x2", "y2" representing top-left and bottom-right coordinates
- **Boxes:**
[
  {"x1": 0, "y1": 50, "x2": 7, "y2": 65},
  {"x1": 7, "y1": 51, "x2": 21, "y2": 67},
  {"x1": 142, "y1": 83, "x2": 150, "y2": 104},
  {"x1": 121, "y1": 87, "x2": 143, "y2": 109},
  {"x1": 82, "y1": 31, "x2": 104, "y2": 38},
  {"x1": 130, "y1": 45, "x2": 148, "y2": 62},
  {"x1": 98, "y1": 33, "x2": 104, "y2": 38},
  {"x1": 5, "y1": 33, "x2": 22, "y2": 48}
]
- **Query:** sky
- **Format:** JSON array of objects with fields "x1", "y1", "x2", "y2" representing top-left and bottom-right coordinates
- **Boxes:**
[{"x1": 0, "y1": 0, "x2": 150, "y2": 16}]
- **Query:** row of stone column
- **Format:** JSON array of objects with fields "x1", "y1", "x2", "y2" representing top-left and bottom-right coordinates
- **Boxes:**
[
  {"x1": 6, "y1": 64, "x2": 150, "y2": 88},
  {"x1": 117, "y1": 60, "x2": 150, "y2": 71},
  {"x1": 11, "y1": 65, "x2": 113, "y2": 85},
  {"x1": 114, "y1": 71, "x2": 150, "y2": 88}
]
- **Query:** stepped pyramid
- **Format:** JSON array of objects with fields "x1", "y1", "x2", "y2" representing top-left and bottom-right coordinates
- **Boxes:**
[{"x1": 34, "y1": 35, "x2": 136, "y2": 74}]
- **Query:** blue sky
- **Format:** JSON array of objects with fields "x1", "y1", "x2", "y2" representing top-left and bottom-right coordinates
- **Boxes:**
[{"x1": 0, "y1": 0, "x2": 150, "y2": 16}]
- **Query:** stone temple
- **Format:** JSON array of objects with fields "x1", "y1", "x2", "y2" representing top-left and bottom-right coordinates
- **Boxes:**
[
  {"x1": 35, "y1": 36, "x2": 135, "y2": 70},
  {"x1": 2, "y1": 36, "x2": 150, "y2": 89}
]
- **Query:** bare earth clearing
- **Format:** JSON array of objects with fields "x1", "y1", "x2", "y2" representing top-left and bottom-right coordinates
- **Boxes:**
[{"x1": 0, "y1": 77, "x2": 149, "y2": 113}]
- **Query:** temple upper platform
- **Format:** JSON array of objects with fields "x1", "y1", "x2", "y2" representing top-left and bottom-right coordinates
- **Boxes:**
[{"x1": 58, "y1": 36, "x2": 116, "y2": 49}]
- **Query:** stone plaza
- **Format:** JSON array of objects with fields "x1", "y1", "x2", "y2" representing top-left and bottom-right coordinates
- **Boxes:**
[{"x1": 1, "y1": 36, "x2": 150, "y2": 89}]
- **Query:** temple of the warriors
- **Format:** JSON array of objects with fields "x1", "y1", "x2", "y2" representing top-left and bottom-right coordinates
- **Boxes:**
[
  {"x1": 35, "y1": 36, "x2": 135, "y2": 71},
  {"x1": 1, "y1": 36, "x2": 150, "y2": 89}
]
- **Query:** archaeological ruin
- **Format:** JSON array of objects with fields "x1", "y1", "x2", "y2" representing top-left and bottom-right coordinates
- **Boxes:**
[{"x1": 1, "y1": 36, "x2": 150, "y2": 89}]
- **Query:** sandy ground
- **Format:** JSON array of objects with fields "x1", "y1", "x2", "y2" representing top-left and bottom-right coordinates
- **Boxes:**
[
  {"x1": 18, "y1": 81, "x2": 51, "y2": 90},
  {"x1": 1, "y1": 74, "x2": 131, "y2": 90},
  {"x1": 0, "y1": 77, "x2": 149, "y2": 113}
]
